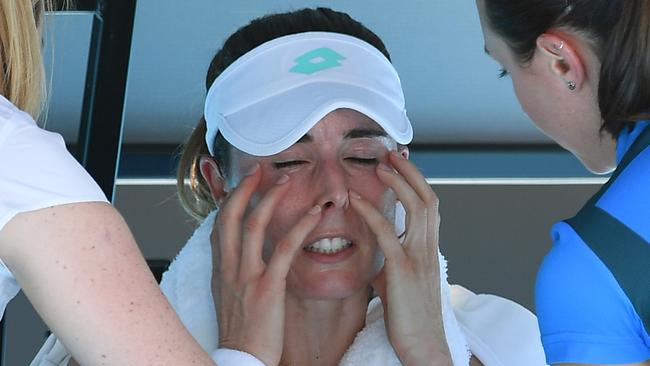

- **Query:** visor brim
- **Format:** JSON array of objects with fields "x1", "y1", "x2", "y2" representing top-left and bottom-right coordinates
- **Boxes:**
[{"x1": 216, "y1": 81, "x2": 413, "y2": 156}]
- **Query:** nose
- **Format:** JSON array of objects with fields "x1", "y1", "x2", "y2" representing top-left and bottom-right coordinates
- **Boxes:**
[{"x1": 315, "y1": 160, "x2": 349, "y2": 211}]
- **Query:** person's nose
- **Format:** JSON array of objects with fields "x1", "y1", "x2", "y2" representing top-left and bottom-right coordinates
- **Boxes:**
[{"x1": 315, "y1": 160, "x2": 349, "y2": 211}]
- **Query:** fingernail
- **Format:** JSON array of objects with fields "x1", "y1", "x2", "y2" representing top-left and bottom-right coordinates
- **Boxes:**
[
  {"x1": 308, "y1": 205, "x2": 321, "y2": 215},
  {"x1": 276, "y1": 174, "x2": 289, "y2": 185},
  {"x1": 349, "y1": 190, "x2": 362, "y2": 200},
  {"x1": 377, "y1": 163, "x2": 393, "y2": 172},
  {"x1": 245, "y1": 163, "x2": 260, "y2": 176}
]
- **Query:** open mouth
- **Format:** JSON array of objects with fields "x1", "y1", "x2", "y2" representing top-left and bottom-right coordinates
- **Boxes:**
[{"x1": 304, "y1": 237, "x2": 353, "y2": 255}]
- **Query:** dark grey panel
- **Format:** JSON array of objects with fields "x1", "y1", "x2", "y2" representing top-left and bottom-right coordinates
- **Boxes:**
[{"x1": 437, "y1": 184, "x2": 599, "y2": 310}]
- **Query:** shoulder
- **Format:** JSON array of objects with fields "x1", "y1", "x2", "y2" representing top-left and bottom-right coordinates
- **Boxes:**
[
  {"x1": 537, "y1": 222, "x2": 634, "y2": 319},
  {"x1": 0, "y1": 95, "x2": 68, "y2": 163},
  {"x1": 450, "y1": 284, "x2": 548, "y2": 366},
  {"x1": 535, "y1": 222, "x2": 650, "y2": 364},
  {"x1": 0, "y1": 103, "x2": 106, "y2": 231},
  {"x1": 0, "y1": 95, "x2": 35, "y2": 143},
  {"x1": 596, "y1": 144, "x2": 650, "y2": 242}
]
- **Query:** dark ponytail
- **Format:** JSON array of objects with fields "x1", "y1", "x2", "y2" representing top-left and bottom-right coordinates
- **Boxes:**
[
  {"x1": 599, "y1": 0, "x2": 650, "y2": 136},
  {"x1": 484, "y1": 0, "x2": 650, "y2": 136}
]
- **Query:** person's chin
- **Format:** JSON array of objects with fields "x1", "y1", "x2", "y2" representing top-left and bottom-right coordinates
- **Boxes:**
[
  {"x1": 581, "y1": 155, "x2": 616, "y2": 175},
  {"x1": 289, "y1": 270, "x2": 371, "y2": 300}
]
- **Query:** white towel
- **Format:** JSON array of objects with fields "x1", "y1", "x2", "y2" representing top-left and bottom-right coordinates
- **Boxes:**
[{"x1": 31, "y1": 210, "x2": 547, "y2": 366}]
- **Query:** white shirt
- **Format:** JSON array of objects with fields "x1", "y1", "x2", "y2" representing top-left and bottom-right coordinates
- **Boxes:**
[{"x1": 0, "y1": 95, "x2": 107, "y2": 319}]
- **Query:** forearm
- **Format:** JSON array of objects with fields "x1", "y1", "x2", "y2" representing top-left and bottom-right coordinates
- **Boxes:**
[
  {"x1": 0, "y1": 203, "x2": 218, "y2": 365},
  {"x1": 392, "y1": 308, "x2": 452, "y2": 366},
  {"x1": 396, "y1": 334, "x2": 453, "y2": 366}
]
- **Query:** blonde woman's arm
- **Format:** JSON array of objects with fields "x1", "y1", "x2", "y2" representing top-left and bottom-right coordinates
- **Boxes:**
[{"x1": 0, "y1": 202, "x2": 218, "y2": 366}]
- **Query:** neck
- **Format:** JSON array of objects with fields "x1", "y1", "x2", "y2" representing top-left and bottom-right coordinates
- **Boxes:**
[{"x1": 280, "y1": 289, "x2": 370, "y2": 366}]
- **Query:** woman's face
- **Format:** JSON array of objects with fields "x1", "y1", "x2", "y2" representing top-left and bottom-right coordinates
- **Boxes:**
[
  {"x1": 475, "y1": 0, "x2": 616, "y2": 173},
  {"x1": 476, "y1": 0, "x2": 572, "y2": 145},
  {"x1": 228, "y1": 109, "x2": 399, "y2": 300}
]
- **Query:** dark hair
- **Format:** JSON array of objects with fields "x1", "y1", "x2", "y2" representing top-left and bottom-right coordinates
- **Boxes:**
[
  {"x1": 177, "y1": 7, "x2": 391, "y2": 220},
  {"x1": 484, "y1": 0, "x2": 650, "y2": 137}
]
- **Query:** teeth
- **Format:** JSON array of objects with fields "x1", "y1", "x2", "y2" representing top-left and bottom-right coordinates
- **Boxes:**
[{"x1": 305, "y1": 237, "x2": 352, "y2": 254}]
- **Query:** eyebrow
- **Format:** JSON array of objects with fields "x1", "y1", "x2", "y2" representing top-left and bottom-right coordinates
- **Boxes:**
[
  {"x1": 344, "y1": 128, "x2": 387, "y2": 139},
  {"x1": 296, "y1": 128, "x2": 388, "y2": 144}
]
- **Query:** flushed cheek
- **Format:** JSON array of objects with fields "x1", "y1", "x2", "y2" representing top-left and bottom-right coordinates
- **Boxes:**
[{"x1": 258, "y1": 182, "x2": 319, "y2": 258}]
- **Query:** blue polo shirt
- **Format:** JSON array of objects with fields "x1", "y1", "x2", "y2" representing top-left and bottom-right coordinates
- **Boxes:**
[{"x1": 536, "y1": 121, "x2": 650, "y2": 364}]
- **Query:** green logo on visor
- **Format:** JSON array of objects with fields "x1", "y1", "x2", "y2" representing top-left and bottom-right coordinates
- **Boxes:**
[{"x1": 290, "y1": 47, "x2": 345, "y2": 75}]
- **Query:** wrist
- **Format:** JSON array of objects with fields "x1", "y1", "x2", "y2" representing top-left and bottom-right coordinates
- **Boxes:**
[
  {"x1": 399, "y1": 350, "x2": 453, "y2": 366},
  {"x1": 395, "y1": 338, "x2": 452, "y2": 366}
]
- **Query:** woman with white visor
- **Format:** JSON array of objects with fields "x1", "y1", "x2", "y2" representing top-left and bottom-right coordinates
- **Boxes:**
[{"x1": 35, "y1": 7, "x2": 547, "y2": 366}]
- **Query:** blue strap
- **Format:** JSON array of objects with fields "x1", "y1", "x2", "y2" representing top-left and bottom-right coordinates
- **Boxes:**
[{"x1": 566, "y1": 125, "x2": 650, "y2": 334}]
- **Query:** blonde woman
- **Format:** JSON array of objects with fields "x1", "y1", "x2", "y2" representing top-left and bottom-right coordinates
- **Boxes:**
[{"x1": 0, "y1": 2, "x2": 221, "y2": 364}]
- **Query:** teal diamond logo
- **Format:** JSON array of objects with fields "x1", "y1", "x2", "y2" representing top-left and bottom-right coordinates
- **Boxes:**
[{"x1": 290, "y1": 47, "x2": 345, "y2": 75}]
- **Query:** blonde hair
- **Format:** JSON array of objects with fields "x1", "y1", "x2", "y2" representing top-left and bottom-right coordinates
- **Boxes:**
[{"x1": 0, "y1": 0, "x2": 50, "y2": 119}]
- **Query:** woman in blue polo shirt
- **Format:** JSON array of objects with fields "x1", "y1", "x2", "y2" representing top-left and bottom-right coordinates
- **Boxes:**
[{"x1": 475, "y1": 0, "x2": 650, "y2": 365}]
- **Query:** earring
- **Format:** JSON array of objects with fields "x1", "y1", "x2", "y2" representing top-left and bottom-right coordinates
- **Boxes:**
[{"x1": 567, "y1": 81, "x2": 576, "y2": 90}]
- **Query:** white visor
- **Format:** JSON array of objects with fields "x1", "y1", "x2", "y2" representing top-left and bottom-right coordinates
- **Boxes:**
[{"x1": 204, "y1": 32, "x2": 413, "y2": 156}]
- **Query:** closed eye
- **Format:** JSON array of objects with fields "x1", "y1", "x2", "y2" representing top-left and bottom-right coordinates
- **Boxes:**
[
  {"x1": 346, "y1": 157, "x2": 378, "y2": 165},
  {"x1": 498, "y1": 68, "x2": 510, "y2": 79},
  {"x1": 273, "y1": 160, "x2": 307, "y2": 169}
]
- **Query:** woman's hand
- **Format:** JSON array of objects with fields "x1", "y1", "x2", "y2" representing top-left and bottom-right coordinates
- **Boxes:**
[
  {"x1": 349, "y1": 151, "x2": 452, "y2": 366},
  {"x1": 210, "y1": 165, "x2": 322, "y2": 366}
]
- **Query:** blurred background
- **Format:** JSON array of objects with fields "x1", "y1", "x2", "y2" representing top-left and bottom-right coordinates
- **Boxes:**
[{"x1": 2, "y1": 1, "x2": 603, "y2": 364}]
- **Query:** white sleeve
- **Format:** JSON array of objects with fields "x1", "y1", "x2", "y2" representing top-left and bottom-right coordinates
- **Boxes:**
[
  {"x1": 0, "y1": 110, "x2": 107, "y2": 231},
  {"x1": 29, "y1": 333, "x2": 72, "y2": 366},
  {"x1": 210, "y1": 349, "x2": 266, "y2": 366}
]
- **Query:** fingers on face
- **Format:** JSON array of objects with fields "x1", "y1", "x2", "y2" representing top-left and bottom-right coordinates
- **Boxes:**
[
  {"x1": 240, "y1": 174, "x2": 292, "y2": 278},
  {"x1": 375, "y1": 162, "x2": 426, "y2": 244},
  {"x1": 349, "y1": 191, "x2": 406, "y2": 264},
  {"x1": 214, "y1": 165, "x2": 261, "y2": 279},
  {"x1": 386, "y1": 151, "x2": 439, "y2": 209},
  {"x1": 376, "y1": 152, "x2": 441, "y2": 256},
  {"x1": 264, "y1": 205, "x2": 322, "y2": 283}
]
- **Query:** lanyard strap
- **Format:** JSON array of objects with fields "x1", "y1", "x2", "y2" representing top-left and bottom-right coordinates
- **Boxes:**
[
  {"x1": 586, "y1": 125, "x2": 650, "y2": 206},
  {"x1": 565, "y1": 125, "x2": 650, "y2": 334}
]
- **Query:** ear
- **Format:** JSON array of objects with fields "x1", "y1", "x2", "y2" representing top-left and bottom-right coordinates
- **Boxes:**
[
  {"x1": 399, "y1": 146, "x2": 410, "y2": 160},
  {"x1": 199, "y1": 155, "x2": 228, "y2": 203},
  {"x1": 536, "y1": 32, "x2": 586, "y2": 91}
]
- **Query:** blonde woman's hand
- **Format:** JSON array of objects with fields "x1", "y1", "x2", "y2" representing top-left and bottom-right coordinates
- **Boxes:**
[
  {"x1": 210, "y1": 166, "x2": 322, "y2": 366},
  {"x1": 349, "y1": 151, "x2": 452, "y2": 366}
]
